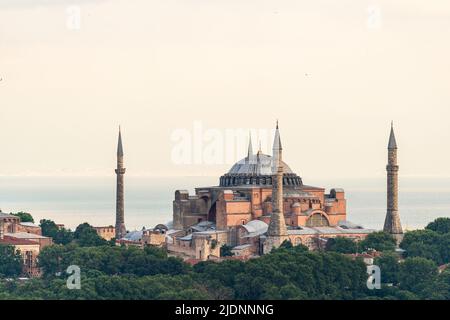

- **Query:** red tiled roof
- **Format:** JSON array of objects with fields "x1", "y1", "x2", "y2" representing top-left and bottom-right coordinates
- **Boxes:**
[
  {"x1": 0, "y1": 235, "x2": 39, "y2": 246},
  {"x1": 438, "y1": 264, "x2": 449, "y2": 272},
  {"x1": 223, "y1": 255, "x2": 250, "y2": 261},
  {"x1": 184, "y1": 258, "x2": 201, "y2": 266}
]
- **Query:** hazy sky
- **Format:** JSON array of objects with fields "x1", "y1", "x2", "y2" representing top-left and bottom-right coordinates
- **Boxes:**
[{"x1": 1, "y1": 0, "x2": 450, "y2": 180}]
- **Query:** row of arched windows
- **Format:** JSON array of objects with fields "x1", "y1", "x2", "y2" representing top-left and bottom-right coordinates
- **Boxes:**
[{"x1": 219, "y1": 174, "x2": 302, "y2": 187}]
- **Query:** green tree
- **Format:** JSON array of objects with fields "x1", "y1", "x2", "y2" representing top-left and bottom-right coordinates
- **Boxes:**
[
  {"x1": 0, "y1": 245, "x2": 23, "y2": 278},
  {"x1": 74, "y1": 223, "x2": 107, "y2": 247},
  {"x1": 360, "y1": 231, "x2": 396, "y2": 252},
  {"x1": 325, "y1": 237, "x2": 358, "y2": 254},
  {"x1": 374, "y1": 253, "x2": 400, "y2": 285},
  {"x1": 400, "y1": 229, "x2": 447, "y2": 265},
  {"x1": 426, "y1": 217, "x2": 450, "y2": 235},
  {"x1": 11, "y1": 211, "x2": 34, "y2": 223},
  {"x1": 279, "y1": 239, "x2": 293, "y2": 249},
  {"x1": 398, "y1": 257, "x2": 438, "y2": 295},
  {"x1": 40, "y1": 219, "x2": 74, "y2": 245},
  {"x1": 220, "y1": 244, "x2": 234, "y2": 257}
]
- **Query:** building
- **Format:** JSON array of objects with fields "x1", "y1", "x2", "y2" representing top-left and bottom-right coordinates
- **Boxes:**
[
  {"x1": 0, "y1": 235, "x2": 41, "y2": 277},
  {"x1": 116, "y1": 224, "x2": 173, "y2": 248},
  {"x1": 115, "y1": 127, "x2": 127, "y2": 239},
  {"x1": 16, "y1": 222, "x2": 42, "y2": 235},
  {"x1": 94, "y1": 225, "x2": 115, "y2": 241},
  {"x1": 0, "y1": 212, "x2": 52, "y2": 277},
  {"x1": 383, "y1": 122, "x2": 404, "y2": 245},
  {"x1": 0, "y1": 212, "x2": 19, "y2": 233},
  {"x1": 169, "y1": 122, "x2": 374, "y2": 261}
]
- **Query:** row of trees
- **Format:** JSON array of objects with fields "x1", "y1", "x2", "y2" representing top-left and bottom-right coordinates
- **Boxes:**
[
  {"x1": 0, "y1": 216, "x2": 449, "y2": 299},
  {"x1": 400, "y1": 218, "x2": 450, "y2": 265},
  {"x1": 325, "y1": 218, "x2": 450, "y2": 266},
  {"x1": 1, "y1": 242, "x2": 448, "y2": 300},
  {"x1": 325, "y1": 231, "x2": 397, "y2": 254},
  {"x1": 40, "y1": 220, "x2": 111, "y2": 247}
]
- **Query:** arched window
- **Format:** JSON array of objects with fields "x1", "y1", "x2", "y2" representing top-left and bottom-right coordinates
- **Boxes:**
[
  {"x1": 295, "y1": 238, "x2": 302, "y2": 246},
  {"x1": 306, "y1": 213, "x2": 329, "y2": 227}
]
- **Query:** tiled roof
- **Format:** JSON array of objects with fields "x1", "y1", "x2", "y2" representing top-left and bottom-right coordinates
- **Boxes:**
[
  {"x1": 0, "y1": 235, "x2": 39, "y2": 246},
  {"x1": 4, "y1": 232, "x2": 49, "y2": 239}
]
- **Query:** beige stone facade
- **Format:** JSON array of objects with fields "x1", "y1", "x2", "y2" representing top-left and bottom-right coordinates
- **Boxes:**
[{"x1": 94, "y1": 226, "x2": 116, "y2": 241}]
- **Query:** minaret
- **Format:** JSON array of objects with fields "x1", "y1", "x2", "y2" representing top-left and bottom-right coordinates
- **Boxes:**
[
  {"x1": 115, "y1": 127, "x2": 126, "y2": 239},
  {"x1": 383, "y1": 122, "x2": 403, "y2": 244},
  {"x1": 264, "y1": 121, "x2": 288, "y2": 253},
  {"x1": 271, "y1": 120, "x2": 282, "y2": 173},
  {"x1": 246, "y1": 132, "x2": 254, "y2": 164}
]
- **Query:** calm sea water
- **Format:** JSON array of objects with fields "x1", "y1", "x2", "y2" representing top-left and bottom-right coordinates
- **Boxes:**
[{"x1": 0, "y1": 176, "x2": 449, "y2": 231}]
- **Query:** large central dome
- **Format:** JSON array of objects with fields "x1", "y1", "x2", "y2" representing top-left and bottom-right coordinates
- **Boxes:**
[
  {"x1": 219, "y1": 122, "x2": 302, "y2": 187},
  {"x1": 219, "y1": 152, "x2": 302, "y2": 187},
  {"x1": 228, "y1": 153, "x2": 293, "y2": 175}
]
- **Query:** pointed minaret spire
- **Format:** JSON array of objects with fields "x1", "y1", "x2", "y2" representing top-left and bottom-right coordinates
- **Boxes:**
[
  {"x1": 247, "y1": 132, "x2": 253, "y2": 161},
  {"x1": 115, "y1": 127, "x2": 126, "y2": 240},
  {"x1": 117, "y1": 126, "x2": 124, "y2": 157},
  {"x1": 273, "y1": 120, "x2": 282, "y2": 153},
  {"x1": 384, "y1": 122, "x2": 403, "y2": 245},
  {"x1": 264, "y1": 121, "x2": 289, "y2": 254},
  {"x1": 272, "y1": 120, "x2": 283, "y2": 172},
  {"x1": 388, "y1": 121, "x2": 397, "y2": 149}
]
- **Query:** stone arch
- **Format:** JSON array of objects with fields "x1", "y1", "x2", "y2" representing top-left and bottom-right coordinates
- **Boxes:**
[
  {"x1": 153, "y1": 224, "x2": 169, "y2": 234},
  {"x1": 306, "y1": 211, "x2": 330, "y2": 227}
]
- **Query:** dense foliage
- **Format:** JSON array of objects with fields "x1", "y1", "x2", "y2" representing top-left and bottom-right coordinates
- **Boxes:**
[
  {"x1": 359, "y1": 231, "x2": 396, "y2": 252},
  {"x1": 38, "y1": 245, "x2": 188, "y2": 278},
  {"x1": 0, "y1": 217, "x2": 449, "y2": 300},
  {"x1": 426, "y1": 217, "x2": 450, "y2": 234},
  {"x1": 11, "y1": 212, "x2": 34, "y2": 223},
  {"x1": 325, "y1": 237, "x2": 358, "y2": 254},
  {"x1": 40, "y1": 219, "x2": 74, "y2": 245},
  {"x1": 73, "y1": 223, "x2": 108, "y2": 247},
  {"x1": 0, "y1": 245, "x2": 23, "y2": 278},
  {"x1": 400, "y1": 229, "x2": 450, "y2": 265}
]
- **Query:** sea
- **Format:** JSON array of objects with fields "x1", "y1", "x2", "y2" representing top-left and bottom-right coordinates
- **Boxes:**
[{"x1": 0, "y1": 176, "x2": 449, "y2": 232}]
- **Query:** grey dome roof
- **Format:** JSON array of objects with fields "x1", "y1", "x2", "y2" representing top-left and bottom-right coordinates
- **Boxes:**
[
  {"x1": 241, "y1": 220, "x2": 268, "y2": 238},
  {"x1": 228, "y1": 153, "x2": 293, "y2": 175}
]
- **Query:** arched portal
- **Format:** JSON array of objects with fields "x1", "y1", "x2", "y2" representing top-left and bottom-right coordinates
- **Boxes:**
[{"x1": 306, "y1": 213, "x2": 330, "y2": 227}]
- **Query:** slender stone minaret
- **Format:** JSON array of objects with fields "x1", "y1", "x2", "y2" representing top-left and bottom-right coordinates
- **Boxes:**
[
  {"x1": 246, "y1": 132, "x2": 254, "y2": 164},
  {"x1": 264, "y1": 121, "x2": 288, "y2": 253},
  {"x1": 115, "y1": 127, "x2": 126, "y2": 239},
  {"x1": 383, "y1": 122, "x2": 403, "y2": 244}
]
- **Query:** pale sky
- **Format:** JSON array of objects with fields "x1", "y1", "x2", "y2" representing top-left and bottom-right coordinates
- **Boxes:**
[{"x1": 1, "y1": 0, "x2": 450, "y2": 180}]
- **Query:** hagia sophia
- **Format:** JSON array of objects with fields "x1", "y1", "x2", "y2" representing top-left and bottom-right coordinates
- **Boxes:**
[
  {"x1": 0, "y1": 120, "x2": 403, "y2": 270},
  {"x1": 165, "y1": 122, "x2": 373, "y2": 260},
  {"x1": 116, "y1": 121, "x2": 403, "y2": 262}
]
